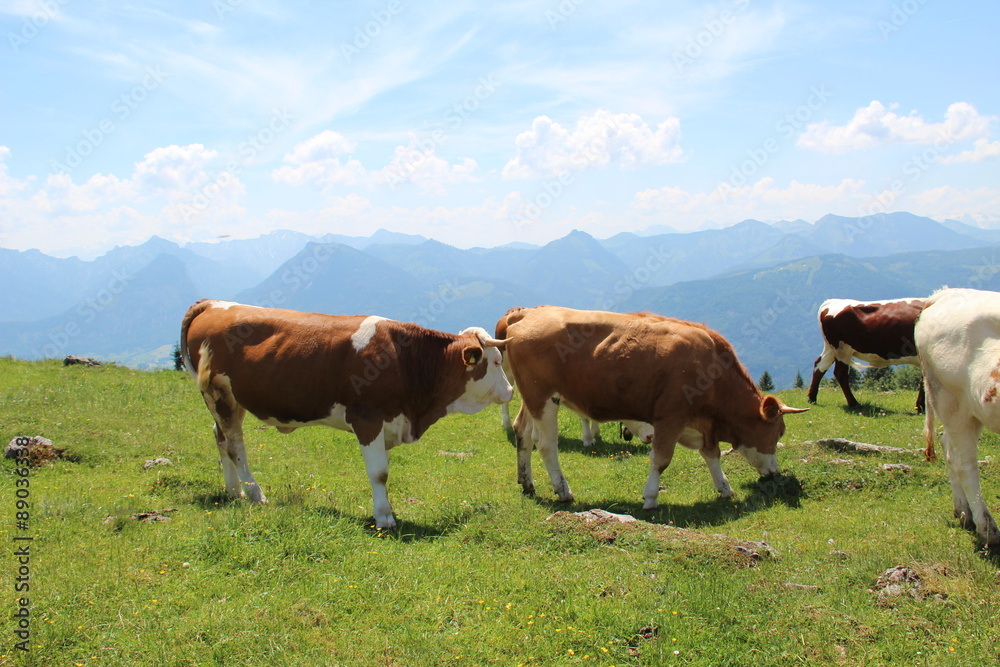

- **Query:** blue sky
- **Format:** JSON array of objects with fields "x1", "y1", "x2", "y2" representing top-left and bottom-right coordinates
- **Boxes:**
[{"x1": 2, "y1": 0, "x2": 998, "y2": 258}]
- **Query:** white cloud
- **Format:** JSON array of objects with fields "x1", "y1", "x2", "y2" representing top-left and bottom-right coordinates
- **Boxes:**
[
  {"x1": 502, "y1": 110, "x2": 684, "y2": 180},
  {"x1": 0, "y1": 144, "x2": 247, "y2": 256},
  {"x1": 903, "y1": 185, "x2": 1000, "y2": 226},
  {"x1": 282, "y1": 130, "x2": 357, "y2": 163},
  {"x1": 798, "y1": 101, "x2": 994, "y2": 153},
  {"x1": 273, "y1": 131, "x2": 479, "y2": 195},
  {"x1": 131, "y1": 144, "x2": 219, "y2": 198},
  {"x1": 938, "y1": 138, "x2": 1000, "y2": 164},
  {"x1": 378, "y1": 140, "x2": 479, "y2": 195}
]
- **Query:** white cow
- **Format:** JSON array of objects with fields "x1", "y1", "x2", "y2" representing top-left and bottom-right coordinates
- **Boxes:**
[{"x1": 916, "y1": 287, "x2": 1000, "y2": 548}]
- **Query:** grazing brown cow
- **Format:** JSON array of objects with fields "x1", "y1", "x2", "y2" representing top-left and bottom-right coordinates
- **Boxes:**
[
  {"x1": 807, "y1": 297, "x2": 927, "y2": 415},
  {"x1": 180, "y1": 300, "x2": 512, "y2": 529},
  {"x1": 495, "y1": 306, "x2": 653, "y2": 446},
  {"x1": 502, "y1": 306, "x2": 807, "y2": 508}
]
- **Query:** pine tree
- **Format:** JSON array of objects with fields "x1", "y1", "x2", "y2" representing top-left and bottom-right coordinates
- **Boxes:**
[
  {"x1": 758, "y1": 370, "x2": 775, "y2": 392},
  {"x1": 794, "y1": 370, "x2": 804, "y2": 389},
  {"x1": 172, "y1": 343, "x2": 184, "y2": 371}
]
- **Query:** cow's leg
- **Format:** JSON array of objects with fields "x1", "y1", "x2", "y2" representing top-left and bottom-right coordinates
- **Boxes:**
[
  {"x1": 942, "y1": 419, "x2": 999, "y2": 546},
  {"x1": 699, "y1": 449, "x2": 733, "y2": 498},
  {"x1": 500, "y1": 402, "x2": 512, "y2": 430},
  {"x1": 513, "y1": 403, "x2": 536, "y2": 496},
  {"x1": 643, "y1": 423, "x2": 684, "y2": 509},
  {"x1": 202, "y1": 376, "x2": 266, "y2": 503},
  {"x1": 915, "y1": 376, "x2": 926, "y2": 414},
  {"x1": 213, "y1": 423, "x2": 243, "y2": 499},
  {"x1": 832, "y1": 361, "x2": 859, "y2": 407},
  {"x1": 359, "y1": 431, "x2": 395, "y2": 529},
  {"x1": 534, "y1": 399, "x2": 573, "y2": 502},
  {"x1": 807, "y1": 355, "x2": 827, "y2": 404},
  {"x1": 942, "y1": 430, "x2": 974, "y2": 527},
  {"x1": 581, "y1": 417, "x2": 596, "y2": 448}
]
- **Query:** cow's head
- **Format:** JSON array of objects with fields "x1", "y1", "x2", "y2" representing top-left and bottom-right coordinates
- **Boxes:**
[
  {"x1": 732, "y1": 395, "x2": 808, "y2": 476},
  {"x1": 447, "y1": 327, "x2": 514, "y2": 414},
  {"x1": 621, "y1": 420, "x2": 655, "y2": 444}
]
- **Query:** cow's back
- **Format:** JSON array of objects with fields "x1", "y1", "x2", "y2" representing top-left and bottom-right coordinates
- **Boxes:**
[
  {"x1": 184, "y1": 302, "x2": 383, "y2": 424},
  {"x1": 820, "y1": 298, "x2": 923, "y2": 355},
  {"x1": 506, "y1": 307, "x2": 736, "y2": 422}
]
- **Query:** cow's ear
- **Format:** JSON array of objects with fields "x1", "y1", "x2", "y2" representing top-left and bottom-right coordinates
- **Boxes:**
[
  {"x1": 760, "y1": 395, "x2": 781, "y2": 421},
  {"x1": 761, "y1": 395, "x2": 809, "y2": 421},
  {"x1": 462, "y1": 346, "x2": 483, "y2": 367}
]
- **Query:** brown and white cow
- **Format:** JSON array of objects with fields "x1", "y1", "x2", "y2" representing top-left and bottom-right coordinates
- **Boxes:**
[
  {"x1": 495, "y1": 306, "x2": 654, "y2": 447},
  {"x1": 180, "y1": 299, "x2": 512, "y2": 529},
  {"x1": 502, "y1": 306, "x2": 807, "y2": 508},
  {"x1": 807, "y1": 297, "x2": 927, "y2": 414},
  {"x1": 917, "y1": 288, "x2": 1000, "y2": 549}
]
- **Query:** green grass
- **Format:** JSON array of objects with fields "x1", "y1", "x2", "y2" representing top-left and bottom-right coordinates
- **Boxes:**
[{"x1": 2, "y1": 358, "x2": 1000, "y2": 666}]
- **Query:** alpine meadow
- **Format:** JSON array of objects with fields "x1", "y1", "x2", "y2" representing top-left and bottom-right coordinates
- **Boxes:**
[
  {"x1": 4, "y1": 1, "x2": 1000, "y2": 664},
  {"x1": 3, "y1": 358, "x2": 1000, "y2": 666}
]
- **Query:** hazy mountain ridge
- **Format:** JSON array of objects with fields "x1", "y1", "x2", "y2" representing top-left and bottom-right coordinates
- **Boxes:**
[{"x1": 1, "y1": 212, "x2": 997, "y2": 377}]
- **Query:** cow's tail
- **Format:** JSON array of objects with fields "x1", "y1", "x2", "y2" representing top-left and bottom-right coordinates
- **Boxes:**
[
  {"x1": 195, "y1": 341, "x2": 214, "y2": 395},
  {"x1": 179, "y1": 299, "x2": 213, "y2": 380},
  {"x1": 922, "y1": 373, "x2": 938, "y2": 462}
]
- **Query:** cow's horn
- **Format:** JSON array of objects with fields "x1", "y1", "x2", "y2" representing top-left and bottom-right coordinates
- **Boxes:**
[
  {"x1": 479, "y1": 335, "x2": 511, "y2": 348},
  {"x1": 780, "y1": 405, "x2": 809, "y2": 414},
  {"x1": 459, "y1": 326, "x2": 510, "y2": 348}
]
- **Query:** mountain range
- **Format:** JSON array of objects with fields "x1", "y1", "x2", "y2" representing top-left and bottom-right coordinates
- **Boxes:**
[{"x1": 2, "y1": 212, "x2": 998, "y2": 387}]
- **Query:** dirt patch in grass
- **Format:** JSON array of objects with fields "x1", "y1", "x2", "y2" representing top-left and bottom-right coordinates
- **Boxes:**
[
  {"x1": 4, "y1": 435, "x2": 72, "y2": 466},
  {"x1": 547, "y1": 509, "x2": 776, "y2": 567},
  {"x1": 873, "y1": 564, "x2": 952, "y2": 606}
]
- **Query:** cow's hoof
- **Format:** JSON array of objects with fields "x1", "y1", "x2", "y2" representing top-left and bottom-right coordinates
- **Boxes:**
[
  {"x1": 520, "y1": 485, "x2": 536, "y2": 497},
  {"x1": 642, "y1": 501, "x2": 658, "y2": 511},
  {"x1": 557, "y1": 492, "x2": 575, "y2": 503},
  {"x1": 955, "y1": 510, "x2": 976, "y2": 530},
  {"x1": 373, "y1": 516, "x2": 397, "y2": 531}
]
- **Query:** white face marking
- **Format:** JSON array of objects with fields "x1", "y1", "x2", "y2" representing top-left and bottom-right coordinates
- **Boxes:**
[
  {"x1": 734, "y1": 445, "x2": 779, "y2": 476},
  {"x1": 447, "y1": 346, "x2": 513, "y2": 415},
  {"x1": 622, "y1": 420, "x2": 655, "y2": 444},
  {"x1": 351, "y1": 316, "x2": 388, "y2": 352}
]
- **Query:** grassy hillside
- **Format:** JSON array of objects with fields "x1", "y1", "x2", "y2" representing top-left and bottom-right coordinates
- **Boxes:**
[{"x1": 2, "y1": 359, "x2": 1000, "y2": 665}]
